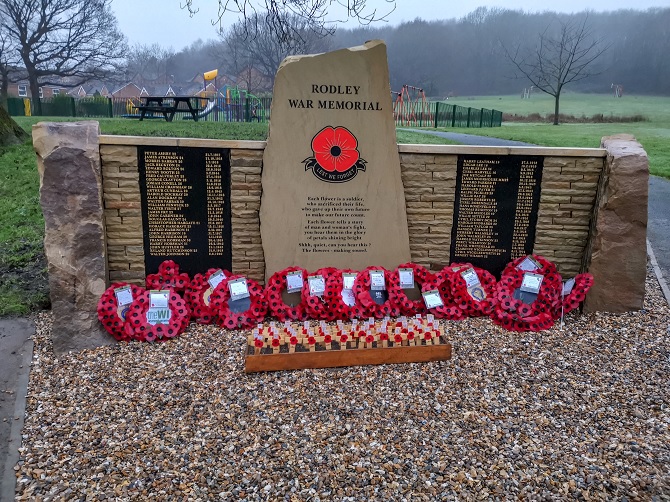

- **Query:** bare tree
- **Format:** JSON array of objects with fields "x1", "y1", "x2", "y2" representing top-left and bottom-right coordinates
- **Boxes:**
[
  {"x1": 126, "y1": 44, "x2": 177, "y2": 85},
  {"x1": 0, "y1": 0, "x2": 127, "y2": 115},
  {"x1": 0, "y1": 25, "x2": 22, "y2": 108},
  {"x1": 183, "y1": 0, "x2": 395, "y2": 42},
  {"x1": 503, "y1": 16, "x2": 609, "y2": 124},
  {"x1": 218, "y1": 12, "x2": 331, "y2": 89}
]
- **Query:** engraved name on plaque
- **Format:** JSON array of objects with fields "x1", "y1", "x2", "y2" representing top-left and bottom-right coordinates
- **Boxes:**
[
  {"x1": 138, "y1": 147, "x2": 232, "y2": 275},
  {"x1": 449, "y1": 154, "x2": 543, "y2": 277}
]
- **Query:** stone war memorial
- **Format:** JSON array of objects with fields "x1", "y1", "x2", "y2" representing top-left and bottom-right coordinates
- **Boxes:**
[{"x1": 34, "y1": 41, "x2": 648, "y2": 371}]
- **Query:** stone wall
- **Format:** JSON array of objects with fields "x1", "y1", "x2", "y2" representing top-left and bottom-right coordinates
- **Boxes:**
[
  {"x1": 98, "y1": 138, "x2": 607, "y2": 284},
  {"x1": 396, "y1": 145, "x2": 604, "y2": 277},
  {"x1": 34, "y1": 129, "x2": 648, "y2": 353}
]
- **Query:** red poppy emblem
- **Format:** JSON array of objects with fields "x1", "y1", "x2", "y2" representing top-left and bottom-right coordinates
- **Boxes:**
[
  {"x1": 313, "y1": 126, "x2": 359, "y2": 172},
  {"x1": 303, "y1": 126, "x2": 367, "y2": 183}
]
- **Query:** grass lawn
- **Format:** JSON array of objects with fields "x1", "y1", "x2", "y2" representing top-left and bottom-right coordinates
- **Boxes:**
[{"x1": 439, "y1": 93, "x2": 670, "y2": 178}]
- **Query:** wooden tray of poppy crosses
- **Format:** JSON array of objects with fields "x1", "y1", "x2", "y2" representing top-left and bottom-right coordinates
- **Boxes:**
[{"x1": 245, "y1": 314, "x2": 451, "y2": 373}]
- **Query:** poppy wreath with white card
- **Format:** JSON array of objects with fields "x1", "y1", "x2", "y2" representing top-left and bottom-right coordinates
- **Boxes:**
[
  {"x1": 553, "y1": 272, "x2": 594, "y2": 319},
  {"x1": 265, "y1": 266, "x2": 309, "y2": 322},
  {"x1": 185, "y1": 268, "x2": 232, "y2": 324},
  {"x1": 210, "y1": 275, "x2": 268, "y2": 330},
  {"x1": 492, "y1": 259, "x2": 563, "y2": 332},
  {"x1": 353, "y1": 266, "x2": 400, "y2": 319},
  {"x1": 449, "y1": 263, "x2": 498, "y2": 317},
  {"x1": 97, "y1": 282, "x2": 146, "y2": 341},
  {"x1": 388, "y1": 263, "x2": 435, "y2": 316},
  {"x1": 324, "y1": 268, "x2": 359, "y2": 320},
  {"x1": 145, "y1": 259, "x2": 191, "y2": 294},
  {"x1": 123, "y1": 289, "x2": 191, "y2": 342},
  {"x1": 420, "y1": 268, "x2": 466, "y2": 320},
  {"x1": 302, "y1": 267, "x2": 337, "y2": 321},
  {"x1": 501, "y1": 254, "x2": 558, "y2": 279}
]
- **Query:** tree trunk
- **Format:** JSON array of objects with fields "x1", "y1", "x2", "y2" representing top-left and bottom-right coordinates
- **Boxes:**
[
  {"x1": 553, "y1": 92, "x2": 560, "y2": 125},
  {"x1": 29, "y1": 77, "x2": 42, "y2": 116},
  {"x1": 0, "y1": 105, "x2": 28, "y2": 147}
]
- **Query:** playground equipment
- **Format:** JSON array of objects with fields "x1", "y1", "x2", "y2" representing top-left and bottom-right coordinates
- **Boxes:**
[
  {"x1": 611, "y1": 83, "x2": 623, "y2": 98},
  {"x1": 522, "y1": 86, "x2": 535, "y2": 99},
  {"x1": 393, "y1": 84, "x2": 433, "y2": 127}
]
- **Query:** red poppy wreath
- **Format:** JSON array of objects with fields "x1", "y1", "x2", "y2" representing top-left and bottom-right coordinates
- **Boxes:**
[
  {"x1": 491, "y1": 262, "x2": 563, "y2": 332},
  {"x1": 97, "y1": 282, "x2": 146, "y2": 341},
  {"x1": 123, "y1": 289, "x2": 191, "y2": 342},
  {"x1": 324, "y1": 268, "x2": 359, "y2": 320},
  {"x1": 146, "y1": 260, "x2": 191, "y2": 294},
  {"x1": 185, "y1": 268, "x2": 232, "y2": 324},
  {"x1": 420, "y1": 267, "x2": 467, "y2": 320},
  {"x1": 353, "y1": 266, "x2": 400, "y2": 319},
  {"x1": 388, "y1": 263, "x2": 435, "y2": 316},
  {"x1": 302, "y1": 267, "x2": 338, "y2": 321},
  {"x1": 448, "y1": 263, "x2": 498, "y2": 317},
  {"x1": 210, "y1": 275, "x2": 268, "y2": 330},
  {"x1": 265, "y1": 266, "x2": 309, "y2": 322},
  {"x1": 302, "y1": 126, "x2": 367, "y2": 183},
  {"x1": 553, "y1": 272, "x2": 594, "y2": 319}
]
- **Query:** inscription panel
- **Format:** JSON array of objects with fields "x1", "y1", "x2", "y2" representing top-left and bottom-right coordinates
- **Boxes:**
[
  {"x1": 138, "y1": 147, "x2": 231, "y2": 275},
  {"x1": 449, "y1": 155, "x2": 543, "y2": 277}
]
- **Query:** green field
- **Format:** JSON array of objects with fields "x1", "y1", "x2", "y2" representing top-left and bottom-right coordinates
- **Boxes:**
[{"x1": 441, "y1": 93, "x2": 670, "y2": 178}]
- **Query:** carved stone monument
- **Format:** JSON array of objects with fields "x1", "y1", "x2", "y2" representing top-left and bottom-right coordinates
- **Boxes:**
[{"x1": 260, "y1": 40, "x2": 411, "y2": 278}]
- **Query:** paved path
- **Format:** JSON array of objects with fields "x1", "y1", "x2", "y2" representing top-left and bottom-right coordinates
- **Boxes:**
[
  {"x1": 0, "y1": 317, "x2": 33, "y2": 501},
  {"x1": 648, "y1": 175, "x2": 670, "y2": 288},
  {"x1": 398, "y1": 128, "x2": 534, "y2": 147}
]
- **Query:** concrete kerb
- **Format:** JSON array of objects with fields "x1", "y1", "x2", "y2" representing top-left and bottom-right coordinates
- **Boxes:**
[
  {"x1": 0, "y1": 327, "x2": 34, "y2": 502},
  {"x1": 647, "y1": 239, "x2": 670, "y2": 307}
]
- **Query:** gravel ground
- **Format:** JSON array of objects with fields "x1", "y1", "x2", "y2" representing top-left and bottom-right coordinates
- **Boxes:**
[{"x1": 13, "y1": 267, "x2": 670, "y2": 501}]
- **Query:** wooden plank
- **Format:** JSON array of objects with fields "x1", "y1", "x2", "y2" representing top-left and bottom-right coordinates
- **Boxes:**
[{"x1": 244, "y1": 342, "x2": 452, "y2": 373}]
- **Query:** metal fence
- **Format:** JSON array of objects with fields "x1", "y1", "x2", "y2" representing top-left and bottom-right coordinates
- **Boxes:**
[
  {"x1": 6, "y1": 96, "x2": 501, "y2": 128},
  {"x1": 6, "y1": 95, "x2": 273, "y2": 122}
]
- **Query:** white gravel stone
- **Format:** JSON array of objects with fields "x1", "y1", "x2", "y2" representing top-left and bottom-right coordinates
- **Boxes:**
[{"x1": 12, "y1": 266, "x2": 670, "y2": 500}]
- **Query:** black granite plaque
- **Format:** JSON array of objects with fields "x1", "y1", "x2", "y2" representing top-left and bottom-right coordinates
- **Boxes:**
[
  {"x1": 138, "y1": 146, "x2": 232, "y2": 276},
  {"x1": 449, "y1": 154, "x2": 543, "y2": 278}
]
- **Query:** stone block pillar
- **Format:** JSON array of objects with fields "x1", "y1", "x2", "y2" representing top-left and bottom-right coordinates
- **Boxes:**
[
  {"x1": 584, "y1": 134, "x2": 648, "y2": 312},
  {"x1": 33, "y1": 121, "x2": 112, "y2": 352}
]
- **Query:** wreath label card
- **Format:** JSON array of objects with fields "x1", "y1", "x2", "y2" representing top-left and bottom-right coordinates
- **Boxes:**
[
  {"x1": 513, "y1": 272, "x2": 543, "y2": 304},
  {"x1": 114, "y1": 285, "x2": 133, "y2": 306},
  {"x1": 461, "y1": 268, "x2": 487, "y2": 300},
  {"x1": 520, "y1": 272, "x2": 544, "y2": 293},
  {"x1": 229, "y1": 278, "x2": 250, "y2": 300},
  {"x1": 114, "y1": 285, "x2": 133, "y2": 320},
  {"x1": 370, "y1": 270, "x2": 386, "y2": 291},
  {"x1": 562, "y1": 277, "x2": 576, "y2": 296},
  {"x1": 399, "y1": 268, "x2": 415, "y2": 289},
  {"x1": 517, "y1": 256, "x2": 542, "y2": 272},
  {"x1": 146, "y1": 290, "x2": 172, "y2": 325},
  {"x1": 207, "y1": 270, "x2": 226, "y2": 289},
  {"x1": 341, "y1": 288, "x2": 356, "y2": 306},
  {"x1": 286, "y1": 271, "x2": 304, "y2": 293},
  {"x1": 422, "y1": 290, "x2": 444, "y2": 309},
  {"x1": 341, "y1": 272, "x2": 357, "y2": 306},
  {"x1": 308, "y1": 275, "x2": 326, "y2": 297}
]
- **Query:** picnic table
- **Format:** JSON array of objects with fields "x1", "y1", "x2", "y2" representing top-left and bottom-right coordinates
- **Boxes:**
[{"x1": 135, "y1": 96, "x2": 203, "y2": 122}]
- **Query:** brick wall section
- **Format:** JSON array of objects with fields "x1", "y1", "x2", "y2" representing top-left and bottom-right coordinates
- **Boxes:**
[
  {"x1": 534, "y1": 157, "x2": 603, "y2": 277},
  {"x1": 100, "y1": 144, "x2": 145, "y2": 285},
  {"x1": 399, "y1": 153, "x2": 458, "y2": 272},
  {"x1": 230, "y1": 149, "x2": 265, "y2": 283}
]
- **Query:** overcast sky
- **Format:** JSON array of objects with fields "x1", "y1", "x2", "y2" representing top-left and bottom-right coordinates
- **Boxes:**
[{"x1": 111, "y1": 0, "x2": 669, "y2": 49}]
